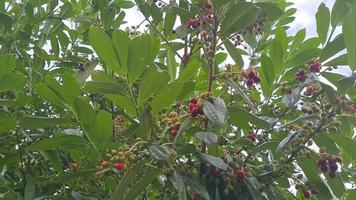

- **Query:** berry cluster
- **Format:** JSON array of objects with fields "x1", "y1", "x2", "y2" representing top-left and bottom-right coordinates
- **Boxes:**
[
  {"x1": 99, "y1": 145, "x2": 148, "y2": 173},
  {"x1": 302, "y1": 188, "x2": 320, "y2": 198},
  {"x1": 317, "y1": 148, "x2": 342, "y2": 178},
  {"x1": 186, "y1": 17, "x2": 201, "y2": 29},
  {"x1": 295, "y1": 183, "x2": 320, "y2": 198},
  {"x1": 246, "y1": 70, "x2": 261, "y2": 87},
  {"x1": 162, "y1": 112, "x2": 181, "y2": 137},
  {"x1": 301, "y1": 105, "x2": 321, "y2": 115},
  {"x1": 296, "y1": 58, "x2": 322, "y2": 82},
  {"x1": 188, "y1": 97, "x2": 204, "y2": 117},
  {"x1": 308, "y1": 58, "x2": 321, "y2": 73}
]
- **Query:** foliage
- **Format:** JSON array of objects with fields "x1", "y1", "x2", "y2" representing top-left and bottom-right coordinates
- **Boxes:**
[{"x1": 0, "y1": 0, "x2": 355, "y2": 199}]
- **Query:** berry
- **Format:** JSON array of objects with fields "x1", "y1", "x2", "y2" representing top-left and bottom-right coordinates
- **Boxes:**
[
  {"x1": 252, "y1": 75, "x2": 260, "y2": 83},
  {"x1": 246, "y1": 79, "x2": 254, "y2": 87},
  {"x1": 308, "y1": 59, "x2": 321, "y2": 73},
  {"x1": 190, "y1": 98, "x2": 198, "y2": 104},
  {"x1": 210, "y1": 167, "x2": 220, "y2": 177},
  {"x1": 236, "y1": 170, "x2": 245, "y2": 181},
  {"x1": 310, "y1": 187, "x2": 319, "y2": 195},
  {"x1": 296, "y1": 69, "x2": 306, "y2": 81},
  {"x1": 191, "y1": 106, "x2": 200, "y2": 117},
  {"x1": 248, "y1": 71, "x2": 256, "y2": 79},
  {"x1": 114, "y1": 162, "x2": 125, "y2": 170},
  {"x1": 303, "y1": 190, "x2": 311, "y2": 198},
  {"x1": 188, "y1": 103, "x2": 196, "y2": 111},
  {"x1": 249, "y1": 132, "x2": 257, "y2": 142},
  {"x1": 200, "y1": 31, "x2": 207, "y2": 39},
  {"x1": 328, "y1": 164, "x2": 338, "y2": 172},
  {"x1": 320, "y1": 165, "x2": 328, "y2": 172},
  {"x1": 305, "y1": 85, "x2": 315, "y2": 96},
  {"x1": 351, "y1": 105, "x2": 356, "y2": 113},
  {"x1": 170, "y1": 129, "x2": 178, "y2": 137},
  {"x1": 101, "y1": 161, "x2": 109, "y2": 168}
]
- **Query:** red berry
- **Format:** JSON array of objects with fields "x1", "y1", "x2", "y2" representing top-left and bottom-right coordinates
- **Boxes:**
[
  {"x1": 308, "y1": 59, "x2": 321, "y2": 73},
  {"x1": 114, "y1": 162, "x2": 125, "y2": 170},
  {"x1": 101, "y1": 161, "x2": 109, "y2": 168},
  {"x1": 320, "y1": 165, "x2": 328, "y2": 172},
  {"x1": 170, "y1": 129, "x2": 178, "y2": 137},
  {"x1": 303, "y1": 190, "x2": 311, "y2": 198},
  {"x1": 191, "y1": 106, "x2": 200, "y2": 117},
  {"x1": 351, "y1": 105, "x2": 356, "y2": 113},
  {"x1": 236, "y1": 170, "x2": 245, "y2": 181},
  {"x1": 190, "y1": 98, "x2": 198, "y2": 104},
  {"x1": 305, "y1": 85, "x2": 315, "y2": 96},
  {"x1": 310, "y1": 188, "x2": 319, "y2": 195}
]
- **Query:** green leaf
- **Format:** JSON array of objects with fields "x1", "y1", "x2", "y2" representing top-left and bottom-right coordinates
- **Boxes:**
[
  {"x1": 19, "y1": 116, "x2": 69, "y2": 129},
  {"x1": 290, "y1": 29, "x2": 306, "y2": 53},
  {"x1": 164, "y1": 8, "x2": 177, "y2": 35},
  {"x1": 320, "y1": 34, "x2": 345, "y2": 62},
  {"x1": 0, "y1": 54, "x2": 16, "y2": 74},
  {"x1": 224, "y1": 40, "x2": 244, "y2": 67},
  {"x1": 0, "y1": 73, "x2": 26, "y2": 92},
  {"x1": 227, "y1": 106, "x2": 270, "y2": 130},
  {"x1": 331, "y1": 0, "x2": 353, "y2": 27},
  {"x1": 195, "y1": 132, "x2": 218, "y2": 144},
  {"x1": 112, "y1": 29, "x2": 129, "y2": 73},
  {"x1": 148, "y1": 145, "x2": 171, "y2": 160},
  {"x1": 335, "y1": 74, "x2": 356, "y2": 95},
  {"x1": 89, "y1": 26, "x2": 122, "y2": 75},
  {"x1": 298, "y1": 158, "x2": 333, "y2": 200},
  {"x1": 260, "y1": 54, "x2": 275, "y2": 92},
  {"x1": 124, "y1": 166, "x2": 162, "y2": 200},
  {"x1": 245, "y1": 177, "x2": 263, "y2": 200},
  {"x1": 324, "y1": 54, "x2": 348, "y2": 66},
  {"x1": 327, "y1": 134, "x2": 356, "y2": 160},
  {"x1": 62, "y1": 72, "x2": 80, "y2": 105},
  {"x1": 127, "y1": 34, "x2": 152, "y2": 84},
  {"x1": 316, "y1": 3, "x2": 330, "y2": 44},
  {"x1": 343, "y1": 4, "x2": 356, "y2": 70},
  {"x1": 90, "y1": 110, "x2": 112, "y2": 147},
  {"x1": 220, "y1": 2, "x2": 260, "y2": 38},
  {"x1": 35, "y1": 84, "x2": 64, "y2": 107},
  {"x1": 138, "y1": 67, "x2": 170, "y2": 105},
  {"x1": 26, "y1": 135, "x2": 88, "y2": 151},
  {"x1": 171, "y1": 172, "x2": 187, "y2": 200},
  {"x1": 269, "y1": 39, "x2": 284, "y2": 76},
  {"x1": 110, "y1": 159, "x2": 149, "y2": 200},
  {"x1": 275, "y1": 27, "x2": 288, "y2": 53},
  {"x1": 287, "y1": 48, "x2": 321, "y2": 68},
  {"x1": 83, "y1": 81, "x2": 127, "y2": 95},
  {"x1": 139, "y1": 104, "x2": 153, "y2": 140},
  {"x1": 0, "y1": 115, "x2": 16, "y2": 133},
  {"x1": 256, "y1": 2, "x2": 284, "y2": 21},
  {"x1": 167, "y1": 47, "x2": 177, "y2": 81},
  {"x1": 198, "y1": 153, "x2": 228, "y2": 171},
  {"x1": 74, "y1": 97, "x2": 96, "y2": 133},
  {"x1": 150, "y1": 81, "x2": 190, "y2": 114},
  {"x1": 183, "y1": 177, "x2": 210, "y2": 200},
  {"x1": 24, "y1": 174, "x2": 35, "y2": 200},
  {"x1": 202, "y1": 98, "x2": 227, "y2": 126}
]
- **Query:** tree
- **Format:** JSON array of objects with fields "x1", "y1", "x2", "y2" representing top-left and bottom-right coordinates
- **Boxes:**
[{"x1": 0, "y1": 0, "x2": 355, "y2": 199}]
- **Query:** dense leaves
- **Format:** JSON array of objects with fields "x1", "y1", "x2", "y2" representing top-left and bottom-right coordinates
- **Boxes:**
[{"x1": 0, "y1": 0, "x2": 355, "y2": 199}]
